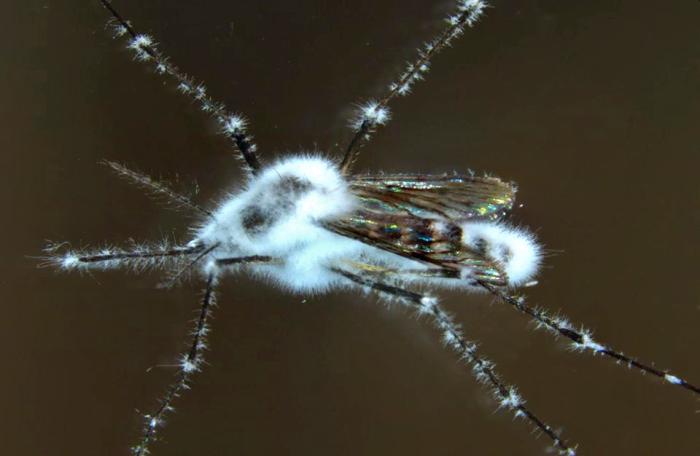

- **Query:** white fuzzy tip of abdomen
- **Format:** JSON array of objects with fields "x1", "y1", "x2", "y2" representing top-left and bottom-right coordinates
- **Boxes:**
[{"x1": 461, "y1": 222, "x2": 542, "y2": 287}]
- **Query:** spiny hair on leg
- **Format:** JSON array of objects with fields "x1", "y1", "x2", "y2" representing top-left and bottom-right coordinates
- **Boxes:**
[
  {"x1": 102, "y1": 160, "x2": 211, "y2": 217},
  {"x1": 132, "y1": 272, "x2": 218, "y2": 456},
  {"x1": 333, "y1": 267, "x2": 577, "y2": 455},
  {"x1": 99, "y1": 0, "x2": 261, "y2": 172},
  {"x1": 479, "y1": 282, "x2": 700, "y2": 395},
  {"x1": 341, "y1": 0, "x2": 489, "y2": 174},
  {"x1": 40, "y1": 239, "x2": 205, "y2": 273}
]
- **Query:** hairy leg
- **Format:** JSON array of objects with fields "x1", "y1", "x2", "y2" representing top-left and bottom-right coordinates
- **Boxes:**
[
  {"x1": 98, "y1": 0, "x2": 261, "y2": 173},
  {"x1": 479, "y1": 281, "x2": 700, "y2": 396},
  {"x1": 339, "y1": 0, "x2": 487, "y2": 174},
  {"x1": 103, "y1": 160, "x2": 211, "y2": 217},
  {"x1": 133, "y1": 272, "x2": 217, "y2": 456},
  {"x1": 342, "y1": 261, "x2": 700, "y2": 396},
  {"x1": 134, "y1": 255, "x2": 277, "y2": 454},
  {"x1": 42, "y1": 241, "x2": 205, "y2": 272},
  {"x1": 333, "y1": 266, "x2": 576, "y2": 455}
]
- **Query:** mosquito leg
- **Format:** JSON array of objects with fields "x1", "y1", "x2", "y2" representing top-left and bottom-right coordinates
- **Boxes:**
[
  {"x1": 479, "y1": 281, "x2": 700, "y2": 396},
  {"x1": 332, "y1": 266, "x2": 576, "y2": 455},
  {"x1": 41, "y1": 241, "x2": 205, "y2": 272},
  {"x1": 339, "y1": 0, "x2": 487, "y2": 175},
  {"x1": 215, "y1": 255, "x2": 276, "y2": 267},
  {"x1": 350, "y1": 259, "x2": 700, "y2": 396},
  {"x1": 134, "y1": 257, "x2": 275, "y2": 452},
  {"x1": 102, "y1": 160, "x2": 212, "y2": 217},
  {"x1": 161, "y1": 243, "x2": 221, "y2": 288},
  {"x1": 159, "y1": 248, "x2": 282, "y2": 287},
  {"x1": 133, "y1": 272, "x2": 218, "y2": 456},
  {"x1": 97, "y1": 0, "x2": 261, "y2": 173}
]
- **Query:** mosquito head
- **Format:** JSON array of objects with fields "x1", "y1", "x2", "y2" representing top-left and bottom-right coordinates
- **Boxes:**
[{"x1": 195, "y1": 155, "x2": 355, "y2": 257}]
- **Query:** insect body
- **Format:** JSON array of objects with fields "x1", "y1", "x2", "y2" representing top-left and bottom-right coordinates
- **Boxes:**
[
  {"x1": 196, "y1": 155, "x2": 538, "y2": 293},
  {"x1": 44, "y1": 1, "x2": 699, "y2": 455}
]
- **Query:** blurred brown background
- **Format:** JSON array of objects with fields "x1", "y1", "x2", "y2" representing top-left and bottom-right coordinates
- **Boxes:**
[{"x1": 3, "y1": 1, "x2": 699, "y2": 454}]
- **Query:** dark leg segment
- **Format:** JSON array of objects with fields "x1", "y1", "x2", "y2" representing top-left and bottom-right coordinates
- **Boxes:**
[
  {"x1": 479, "y1": 281, "x2": 700, "y2": 396},
  {"x1": 43, "y1": 242, "x2": 205, "y2": 272},
  {"x1": 216, "y1": 255, "x2": 275, "y2": 266},
  {"x1": 333, "y1": 267, "x2": 576, "y2": 455},
  {"x1": 97, "y1": 0, "x2": 261, "y2": 173},
  {"x1": 339, "y1": 1, "x2": 487, "y2": 174},
  {"x1": 133, "y1": 272, "x2": 217, "y2": 456}
]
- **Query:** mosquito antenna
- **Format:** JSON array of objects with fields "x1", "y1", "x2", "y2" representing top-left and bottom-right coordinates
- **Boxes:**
[
  {"x1": 478, "y1": 281, "x2": 700, "y2": 396},
  {"x1": 334, "y1": 267, "x2": 576, "y2": 455},
  {"x1": 97, "y1": 0, "x2": 262, "y2": 173},
  {"x1": 42, "y1": 241, "x2": 205, "y2": 272},
  {"x1": 133, "y1": 272, "x2": 218, "y2": 456},
  {"x1": 339, "y1": 0, "x2": 487, "y2": 175},
  {"x1": 102, "y1": 160, "x2": 212, "y2": 217}
]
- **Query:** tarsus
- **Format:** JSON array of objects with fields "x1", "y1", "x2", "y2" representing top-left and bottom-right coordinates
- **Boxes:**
[
  {"x1": 479, "y1": 281, "x2": 700, "y2": 396},
  {"x1": 339, "y1": 1, "x2": 487, "y2": 174},
  {"x1": 97, "y1": 0, "x2": 262, "y2": 173},
  {"x1": 335, "y1": 267, "x2": 576, "y2": 455},
  {"x1": 133, "y1": 272, "x2": 217, "y2": 456}
]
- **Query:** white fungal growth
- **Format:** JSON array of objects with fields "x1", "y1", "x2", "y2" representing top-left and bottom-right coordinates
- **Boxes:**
[
  {"x1": 180, "y1": 356, "x2": 199, "y2": 373},
  {"x1": 148, "y1": 417, "x2": 159, "y2": 429},
  {"x1": 60, "y1": 254, "x2": 80, "y2": 270},
  {"x1": 44, "y1": 241, "x2": 199, "y2": 274},
  {"x1": 577, "y1": 332, "x2": 607, "y2": 353},
  {"x1": 461, "y1": 222, "x2": 542, "y2": 286},
  {"x1": 458, "y1": 0, "x2": 488, "y2": 24},
  {"x1": 48, "y1": 2, "x2": 699, "y2": 455},
  {"x1": 351, "y1": 101, "x2": 391, "y2": 129},
  {"x1": 446, "y1": 14, "x2": 462, "y2": 26},
  {"x1": 194, "y1": 85, "x2": 206, "y2": 100},
  {"x1": 384, "y1": 0, "x2": 487, "y2": 100},
  {"x1": 418, "y1": 296, "x2": 438, "y2": 314},
  {"x1": 221, "y1": 115, "x2": 247, "y2": 135},
  {"x1": 664, "y1": 374, "x2": 682, "y2": 385},
  {"x1": 443, "y1": 329, "x2": 461, "y2": 349},
  {"x1": 51, "y1": 157, "x2": 543, "y2": 292},
  {"x1": 498, "y1": 388, "x2": 523, "y2": 410},
  {"x1": 127, "y1": 34, "x2": 154, "y2": 61},
  {"x1": 112, "y1": 24, "x2": 128, "y2": 38}
]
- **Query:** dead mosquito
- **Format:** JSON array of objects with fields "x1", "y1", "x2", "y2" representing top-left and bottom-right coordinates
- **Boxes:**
[{"x1": 41, "y1": 1, "x2": 699, "y2": 455}]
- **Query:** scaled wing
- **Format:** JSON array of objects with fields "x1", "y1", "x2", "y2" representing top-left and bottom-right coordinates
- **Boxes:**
[
  {"x1": 325, "y1": 174, "x2": 517, "y2": 285},
  {"x1": 349, "y1": 174, "x2": 516, "y2": 222}
]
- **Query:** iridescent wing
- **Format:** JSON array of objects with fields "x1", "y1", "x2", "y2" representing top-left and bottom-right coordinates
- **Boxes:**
[
  {"x1": 349, "y1": 174, "x2": 516, "y2": 222},
  {"x1": 325, "y1": 174, "x2": 517, "y2": 286}
]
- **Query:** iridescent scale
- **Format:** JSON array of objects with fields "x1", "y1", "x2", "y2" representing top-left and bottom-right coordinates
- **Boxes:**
[
  {"x1": 350, "y1": 174, "x2": 515, "y2": 221},
  {"x1": 326, "y1": 174, "x2": 516, "y2": 285}
]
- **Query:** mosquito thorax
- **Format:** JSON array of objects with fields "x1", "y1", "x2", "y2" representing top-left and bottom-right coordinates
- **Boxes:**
[{"x1": 195, "y1": 156, "x2": 355, "y2": 253}]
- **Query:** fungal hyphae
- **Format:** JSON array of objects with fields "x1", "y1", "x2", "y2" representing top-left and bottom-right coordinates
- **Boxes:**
[{"x1": 43, "y1": 1, "x2": 698, "y2": 455}]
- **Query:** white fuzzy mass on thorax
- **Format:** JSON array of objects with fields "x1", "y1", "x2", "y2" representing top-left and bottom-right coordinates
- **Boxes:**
[
  {"x1": 194, "y1": 155, "x2": 541, "y2": 293},
  {"x1": 195, "y1": 156, "x2": 372, "y2": 291}
]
